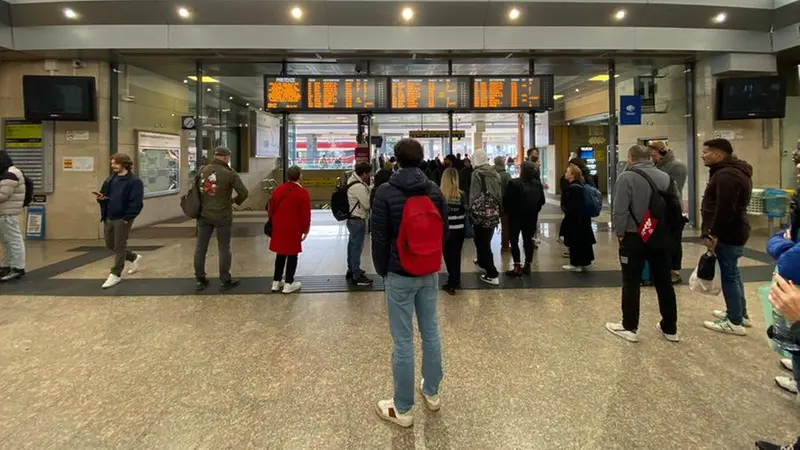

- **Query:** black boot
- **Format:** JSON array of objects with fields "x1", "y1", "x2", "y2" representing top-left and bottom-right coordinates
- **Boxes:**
[
  {"x1": 505, "y1": 264, "x2": 522, "y2": 277},
  {"x1": 521, "y1": 263, "x2": 532, "y2": 276}
]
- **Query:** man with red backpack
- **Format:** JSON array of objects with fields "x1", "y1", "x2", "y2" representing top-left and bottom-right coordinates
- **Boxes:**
[{"x1": 370, "y1": 138, "x2": 448, "y2": 427}]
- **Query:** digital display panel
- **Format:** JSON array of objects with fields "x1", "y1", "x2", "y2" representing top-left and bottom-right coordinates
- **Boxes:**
[
  {"x1": 472, "y1": 76, "x2": 554, "y2": 110},
  {"x1": 391, "y1": 78, "x2": 471, "y2": 110},
  {"x1": 306, "y1": 77, "x2": 388, "y2": 110},
  {"x1": 264, "y1": 77, "x2": 303, "y2": 110}
]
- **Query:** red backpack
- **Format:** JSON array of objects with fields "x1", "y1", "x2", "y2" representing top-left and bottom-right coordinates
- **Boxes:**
[{"x1": 397, "y1": 192, "x2": 443, "y2": 276}]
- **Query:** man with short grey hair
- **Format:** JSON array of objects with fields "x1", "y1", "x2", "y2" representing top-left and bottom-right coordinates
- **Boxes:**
[
  {"x1": 194, "y1": 146, "x2": 249, "y2": 292},
  {"x1": 606, "y1": 144, "x2": 679, "y2": 343}
]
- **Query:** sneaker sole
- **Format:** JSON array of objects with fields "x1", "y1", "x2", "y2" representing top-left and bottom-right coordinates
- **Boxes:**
[
  {"x1": 605, "y1": 324, "x2": 639, "y2": 343},
  {"x1": 711, "y1": 311, "x2": 752, "y2": 328},
  {"x1": 702, "y1": 322, "x2": 747, "y2": 336},
  {"x1": 375, "y1": 404, "x2": 413, "y2": 428},
  {"x1": 479, "y1": 278, "x2": 499, "y2": 286},
  {"x1": 775, "y1": 378, "x2": 799, "y2": 394},
  {"x1": 656, "y1": 324, "x2": 680, "y2": 343}
]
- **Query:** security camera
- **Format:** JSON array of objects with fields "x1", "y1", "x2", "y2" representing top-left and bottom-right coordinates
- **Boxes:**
[
  {"x1": 354, "y1": 62, "x2": 365, "y2": 74},
  {"x1": 72, "y1": 60, "x2": 87, "y2": 69}
]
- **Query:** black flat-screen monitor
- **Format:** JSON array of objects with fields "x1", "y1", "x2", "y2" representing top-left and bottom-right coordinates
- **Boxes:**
[
  {"x1": 23, "y1": 75, "x2": 97, "y2": 121},
  {"x1": 716, "y1": 76, "x2": 786, "y2": 121}
]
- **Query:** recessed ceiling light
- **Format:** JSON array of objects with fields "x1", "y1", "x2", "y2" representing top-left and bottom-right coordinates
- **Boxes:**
[
  {"x1": 206, "y1": 88, "x2": 211, "y2": 92},
  {"x1": 614, "y1": 9, "x2": 626, "y2": 20},
  {"x1": 575, "y1": 88, "x2": 580, "y2": 92},
  {"x1": 401, "y1": 7, "x2": 414, "y2": 21},
  {"x1": 588, "y1": 74, "x2": 620, "y2": 82},
  {"x1": 188, "y1": 75, "x2": 219, "y2": 83},
  {"x1": 713, "y1": 12, "x2": 726, "y2": 23},
  {"x1": 509, "y1": 8, "x2": 520, "y2": 20},
  {"x1": 246, "y1": 102, "x2": 250, "y2": 107},
  {"x1": 553, "y1": 94, "x2": 564, "y2": 100},
  {"x1": 291, "y1": 7, "x2": 303, "y2": 19},
  {"x1": 63, "y1": 8, "x2": 78, "y2": 19},
  {"x1": 178, "y1": 7, "x2": 191, "y2": 19},
  {"x1": 183, "y1": 79, "x2": 188, "y2": 84},
  {"x1": 229, "y1": 96, "x2": 234, "y2": 100}
]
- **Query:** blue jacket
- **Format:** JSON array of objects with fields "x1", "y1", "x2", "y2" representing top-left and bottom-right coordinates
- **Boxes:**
[
  {"x1": 99, "y1": 172, "x2": 144, "y2": 222},
  {"x1": 766, "y1": 231, "x2": 800, "y2": 284},
  {"x1": 370, "y1": 167, "x2": 448, "y2": 277}
]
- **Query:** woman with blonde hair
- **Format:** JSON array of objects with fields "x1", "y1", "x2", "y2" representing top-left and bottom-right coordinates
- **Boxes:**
[{"x1": 440, "y1": 167, "x2": 466, "y2": 295}]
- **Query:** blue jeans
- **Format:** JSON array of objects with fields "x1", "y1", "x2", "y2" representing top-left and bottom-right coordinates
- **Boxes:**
[
  {"x1": 793, "y1": 353, "x2": 800, "y2": 390},
  {"x1": 716, "y1": 242, "x2": 748, "y2": 325},
  {"x1": 346, "y1": 218, "x2": 367, "y2": 279},
  {"x1": 385, "y1": 272, "x2": 443, "y2": 413}
]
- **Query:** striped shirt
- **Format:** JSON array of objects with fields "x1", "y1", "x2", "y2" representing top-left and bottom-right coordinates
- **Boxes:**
[{"x1": 446, "y1": 193, "x2": 467, "y2": 230}]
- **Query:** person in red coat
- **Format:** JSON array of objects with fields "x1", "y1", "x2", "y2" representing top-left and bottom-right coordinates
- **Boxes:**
[{"x1": 268, "y1": 165, "x2": 311, "y2": 294}]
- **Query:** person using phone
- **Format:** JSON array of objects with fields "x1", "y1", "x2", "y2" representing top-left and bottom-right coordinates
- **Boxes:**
[{"x1": 97, "y1": 153, "x2": 144, "y2": 289}]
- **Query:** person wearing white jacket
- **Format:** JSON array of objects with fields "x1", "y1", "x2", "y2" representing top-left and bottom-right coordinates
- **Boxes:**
[
  {"x1": 0, "y1": 150, "x2": 26, "y2": 281},
  {"x1": 346, "y1": 162, "x2": 373, "y2": 286}
]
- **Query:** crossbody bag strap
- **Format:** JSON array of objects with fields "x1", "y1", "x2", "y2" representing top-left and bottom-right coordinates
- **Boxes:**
[
  {"x1": 272, "y1": 185, "x2": 297, "y2": 216},
  {"x1": 627, "y1": 168, "x2": 659, "y2": 225},
  {"x1": 346, "y1": 180, "x2": 362, "y2": 215}
]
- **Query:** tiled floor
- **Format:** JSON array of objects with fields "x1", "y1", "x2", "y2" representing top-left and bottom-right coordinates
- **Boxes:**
[{"x1": 1, "y1": 207, "x2": 798, "y2": 449}]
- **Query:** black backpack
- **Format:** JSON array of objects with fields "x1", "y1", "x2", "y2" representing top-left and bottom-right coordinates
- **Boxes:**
[
  {"x1": 628, "y1": 168, "x2": 683, "y2": 251},
  {"x1": 330, "y1": 180, "x2": 359, "y2": 221},
  {"x1": 22, "y1": 170, "x2": 34, "y2": 207}
]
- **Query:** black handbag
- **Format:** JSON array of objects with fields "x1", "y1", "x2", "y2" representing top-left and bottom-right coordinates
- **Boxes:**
[{"x1": 264, "y1": 186, "x2": 295, "y2": 237}]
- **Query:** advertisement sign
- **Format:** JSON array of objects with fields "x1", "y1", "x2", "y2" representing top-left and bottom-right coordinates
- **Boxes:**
[
  {"x1": 355, "y1": 144, "x2": 370, "y2": 165},
  {"x1": 620, "y1": 95, "x2": 642, "y2": 125}
]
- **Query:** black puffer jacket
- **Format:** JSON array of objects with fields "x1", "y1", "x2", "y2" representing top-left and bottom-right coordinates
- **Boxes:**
[{"x1": 370, "y1": 167, "x2": 448, "y2": 277}]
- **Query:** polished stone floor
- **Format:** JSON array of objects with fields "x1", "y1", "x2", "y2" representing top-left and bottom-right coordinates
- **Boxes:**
[{"x1": 1, "y1": 205, "x2": 798, "y2": 449}]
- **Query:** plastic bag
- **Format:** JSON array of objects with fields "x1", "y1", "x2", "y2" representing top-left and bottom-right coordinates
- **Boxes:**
[{"x1": 689, "y1": 252, "x2": 721, "y2": 296}]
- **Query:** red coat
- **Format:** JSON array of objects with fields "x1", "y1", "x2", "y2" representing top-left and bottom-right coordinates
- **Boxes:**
[{"x1": 268, "y1": 182, "x2": 311, "y2": 255}]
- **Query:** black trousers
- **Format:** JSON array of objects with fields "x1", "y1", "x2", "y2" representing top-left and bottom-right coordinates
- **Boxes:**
[
  {"x1": 274, "y1": 254, "x2": 298, "y2": 283},
  {"x1": 443, "y1": 228, "x2": 465, "y2": 287},
  {"x1": 619, "y1": 233, "x2": 678, "y2": 335},
  {"x1": 473, "y1": 225, "x2": 499, "y2": 278},
  {"x1": 509, "y1": 221, "x2": 535, "y2": 265}
]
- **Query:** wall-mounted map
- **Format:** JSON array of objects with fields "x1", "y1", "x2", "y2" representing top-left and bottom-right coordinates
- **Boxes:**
[{"x1": 136, "y1": 130, "x2": 181, "y2": 198}]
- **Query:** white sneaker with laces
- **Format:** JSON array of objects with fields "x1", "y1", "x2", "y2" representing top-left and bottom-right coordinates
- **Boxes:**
[
  {"x1": 711, "y1": 310, "x2": 752, "y2": 327},
  {"x1": 562, "y1": 265, "x2": 585, "y2": 272},
  {"x1": 127, "y1": 254, "x2": 142, "y2": 274},
  {"x1": 271, "y1": 281, "x2": 284, "y2": 292},
  {"x1": 656, "y1": 322, "x2": 679, "y2": 342},
  {"x1": 781, "y1": 358, "x2": 794, "y2": 372},
  {"x1": 605, "y1": 322, "x2": 639, "y2": 342},
  {"x1": 419, "y1": 379, "x2": 441, "y2": 412},
  {"x1": 102, "y1": 274, "x2": 122, "y2": 289},
  {"x1": 282, "y1": 281, "x2": 302, "y2": 294},
  {"x1": 775, "y1": 376, "x2": 799, "y2": 394},
  {"x1": 376, "y1": 399, "x2": 413, "y2": 427},
  {"x1": 479, "y1": 274, "x2": 500, "y2": 286},
  {"x1": 703, "y1": 317, "x2": 747, "y2": 336}
]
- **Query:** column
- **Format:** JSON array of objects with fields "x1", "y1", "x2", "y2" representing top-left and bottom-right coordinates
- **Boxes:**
[{"x1": 472, "y1": 120, "x2": 485, "y2": 156}]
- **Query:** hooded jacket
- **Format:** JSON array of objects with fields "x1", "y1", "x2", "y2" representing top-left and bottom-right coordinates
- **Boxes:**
[
  {"x1": 493, "y1": 161, "x2": 513, "y2": 196},
  {"x1": 0, "y1": 151, "x2": 25, "y2": 216},
  {"x1": 701, "y1": 156, "x2": 753, "y2": 246},
  {"x1": 504, "y1": 161, "x2": 545, "y2": 225},
  {"x1": 470, "y1": 164, "x2": 502, "y2": 211},
  {"x1": 370, "y1": 166, "x2": 448, "y2": 277},
  {"x1": 347, "y1": 172, "x2": 371, "y2": 220},
  {"x1": 655, "y1": 149, "x2": 688, "y2": 197}
]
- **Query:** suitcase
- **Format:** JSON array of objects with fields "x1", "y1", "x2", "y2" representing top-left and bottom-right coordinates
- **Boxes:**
[{"x1": 641, "y1": 260, "x2": 652, "y2": 286}]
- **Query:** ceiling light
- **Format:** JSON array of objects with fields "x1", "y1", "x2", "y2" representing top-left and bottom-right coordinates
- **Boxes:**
[
  {"x1": 63, "y1": 8, "x2": 78, "y2": 19},
  {"x1": 183, "y1": 79, "x2": 188, "y2": 84},
  {"x1": 553, "y1": 94, "x2": 564, "y2": 100},
  {"x1": 575, "y1": 88, "x2": 580, "y2": 92},
  {"x1": 229, "y1": 96, "x2": 234, "y2": 100},
  {"x1": 588, "y1": 74, "x2": 620, "y2": 82},
  {"x1": 509, "y1": 8, "x2": 520, "y2": 20},
  {"x1": 614, "y1": 9, "x2": 626, "y2": 20},
  {"x1": 401, "y1": 7, "x2": 414, "y2": 21},
  {"x1": 713, "y1": 12, "x2": 726, "y2": 23},
  {"x1": 178, "y1": 7, "x2": 191, "y2": 19},
  {"x1": 206, "y1": 88, "x2": 212, "y2": 92},
  {"x1": 336, "y1": 116, "x2": 348, "y2": 120},
  {"x1": 187, "y1": 75, "x2": 219, "y2": 83},
  {"x1": 246, "y1": 102, "x2": 250, "y2": 107},
  {"x1": 291, "y1": 7, "x2": 303, "y2": 19}
]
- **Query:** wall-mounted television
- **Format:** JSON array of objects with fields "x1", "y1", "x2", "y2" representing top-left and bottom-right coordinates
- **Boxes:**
[
  {"x1": 23, "y1": 75, "x2": 97, "y2": 121},
  {"x1": 716, "y1": 76, "x2": 786, "y2": 121}
]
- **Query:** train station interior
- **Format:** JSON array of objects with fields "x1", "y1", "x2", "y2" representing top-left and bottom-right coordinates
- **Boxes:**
[{"x1": 2, "y1": 0, "x2": 800, "y2": 448}]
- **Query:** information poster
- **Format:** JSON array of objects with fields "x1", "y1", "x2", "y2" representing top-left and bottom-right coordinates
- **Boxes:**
[
  {"x1": 255, "y1": 111, "x2": 280, "y2": 158},
  {"x1": 136, "y1": 131, "x2": 181, "y2": 198},
  {"x1": 4, "y1": 119, "x2": 45, "y2": 191}
]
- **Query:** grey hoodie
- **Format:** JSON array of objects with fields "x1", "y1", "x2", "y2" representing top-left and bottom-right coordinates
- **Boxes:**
[{"x1": 470, "y1": 164, "x2": 502, "y2": 209}]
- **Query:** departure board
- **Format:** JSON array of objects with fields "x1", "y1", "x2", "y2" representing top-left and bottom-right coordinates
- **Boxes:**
[
  {"x1": 264, "y1": 77, "x2": 303, "y2": 110},
  {"x1": 391, "y1": 78, "x2": 471, "y2": 110},
  {"x1": 306, "y1": 77, "x2": 388, "y2": 110},
  {"x1": 472, "y1": 76, "x2": 554, "y2": 110}
]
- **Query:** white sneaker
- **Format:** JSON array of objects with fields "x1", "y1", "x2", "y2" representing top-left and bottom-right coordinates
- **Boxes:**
[
  {"x1": 711, "y1": 310, "x2": 752, "y2": 328},
  {"x1": 127, "y1": 254, "x2": 142, "y2": 274},
  {"x1": 282, "y1": 281, "x2": 302, "y2": 294},
  {"x1": 656, "y1": 322, "x2": 680, "y2": 343},
  {"x1": 479, "y1": 274, "x2": 500, "y2": 285},
  {"x1": 375, "y1": 399, "x2": 413, "y2": 427},
  {"x1": 562, "y1": 265, "x2": 585, "y2": 272},
  {"x1": 419, "y1": 379, "x2": 441, "y2": 412},
  {"x1": 271, "y1": 281, "x2": 284, "y2": 292},
  {"x1": 703, "y1": 318, "x2": 747, "y2": 336},
  {"x1": 775, "y1": 376, "x2": 799, "y2": 394},
  {"x1": 781, "y1": 358, "x2": 794, "y2": 372},
  {"x1": 102, "y1": 274, "x2": 122, "y2": 289},
  {"x1": 605, "y1": 322, "x2": 639, "y2": 343}
]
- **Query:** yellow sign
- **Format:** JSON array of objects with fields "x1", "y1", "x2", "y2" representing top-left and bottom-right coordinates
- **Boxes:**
[
  {"x1": 5, "y1": 121, "x2": 42, "y2": 149},
  {"x1": 62, "y1": 158, "x2": 73, "y2": 169},
  {"x1": 409, "y1": 130, "x2": 466, "y2": 139},
  {"x1": 302, "y1": 178, "x2": 338, "y2": 187}
]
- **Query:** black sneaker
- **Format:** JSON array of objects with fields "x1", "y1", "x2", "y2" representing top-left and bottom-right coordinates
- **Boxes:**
[
  {"x1": 221, "y1": 279, "x2": 240, "y2": 291},
  {"x1": 195, "y1": 278, "x2": 210, "y2": 292},
  {"x1": 354, "y1": 275, "x2": 373, "y2": 286},
  {"x1": 0, "y1": 267, "x2": 10, "y2": 278},
  {"x1": 521, "y1": 264, "x2": 532, "y2": 276},
  {"x1": 345, "y1": 271, "x2": 353, "y2": 280},
  {"x1": 756, "y1": 438, "x2": 800, "y2": 450},
  {"x1": 1, "y1": 268, "x2": 25, "y2": 281}
]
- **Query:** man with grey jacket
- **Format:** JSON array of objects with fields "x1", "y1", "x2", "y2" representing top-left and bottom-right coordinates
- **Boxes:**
[
  {"x1": 470, "y1": 150, "x2": 502, "y2": 285},
  {"x1": 0, "y1": 150, "x2": 26, "y2": 281},
  {"x1": 606, "y1": 144, "x2": 679, "y2": 343},
  {"x1": 346, "y1": 162, "x2": 373, "y2": 286},
  {"x1": 649, "y1": 141, "x2": 688, "y2": 283}
]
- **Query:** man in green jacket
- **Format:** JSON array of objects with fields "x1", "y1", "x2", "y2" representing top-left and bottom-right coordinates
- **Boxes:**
[
  {"x1": 195, "y1": 146, "x2": 249, "y2": 291},
  {"x1": 494, "y1": 156, "x2": 513, "y2": 252}
]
